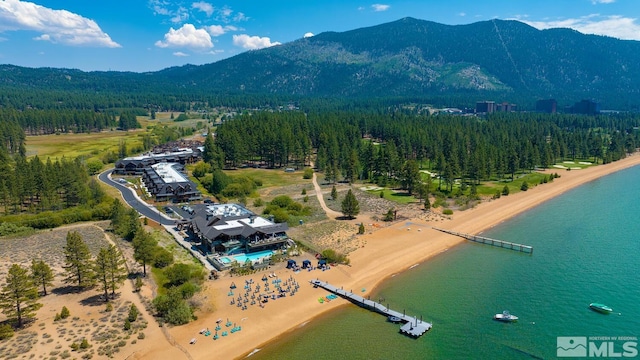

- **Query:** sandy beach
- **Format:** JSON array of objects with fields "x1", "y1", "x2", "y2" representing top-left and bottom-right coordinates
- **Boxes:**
[{"x1": 166, "y1": 153, "x2": 640, "y2": 360}]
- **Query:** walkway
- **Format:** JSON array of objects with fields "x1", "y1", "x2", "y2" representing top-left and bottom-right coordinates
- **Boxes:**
[
  {"x1": 312, "y1": 171, "x2": 343, "y2": 219},
  {"x1": 311, "y1": 279, "x2": 432, "y2": 338}
]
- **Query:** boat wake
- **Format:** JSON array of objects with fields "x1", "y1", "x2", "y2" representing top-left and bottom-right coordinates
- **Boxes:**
[{"x1": 245, "y1": 348, "x2": 261, "y2": 357}]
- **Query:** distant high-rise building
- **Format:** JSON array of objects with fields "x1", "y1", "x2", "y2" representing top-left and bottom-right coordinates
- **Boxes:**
[
  {"x1": 536, "y1": 99, "x2": 557, "y2": 113},
  {"x1": 496, "y1": 102, "x2": 517, "y2": 112},
  {"x1": 476, "y1": 101, "x2": 496, "y2": 113},
  {"x1": 570, "y1": 99, "x2": 600, "y2": 115}
]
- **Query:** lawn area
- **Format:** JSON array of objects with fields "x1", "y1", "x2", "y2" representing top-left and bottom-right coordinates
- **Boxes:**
[
  {"x1": 375, "y1": 188, "x2": 417, "y2": 204},
  {"x1": 26, "y1": 129, "x2": 144, "y2": 161},
  {"x1": 475, "y1": 171, "x2": 553, "y2": 196},
  {"x1": 227, "y1": 168, "x2": 311, "y2": 188}
]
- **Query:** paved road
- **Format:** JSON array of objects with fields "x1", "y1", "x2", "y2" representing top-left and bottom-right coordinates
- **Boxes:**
[{"x1": 98, "y1": 169, "x2": 176, "y2": 226}]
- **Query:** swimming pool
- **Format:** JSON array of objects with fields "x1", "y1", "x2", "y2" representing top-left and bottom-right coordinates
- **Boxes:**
[{"x1": 219, "y1": 250, "x2": 274, "y2": 265}]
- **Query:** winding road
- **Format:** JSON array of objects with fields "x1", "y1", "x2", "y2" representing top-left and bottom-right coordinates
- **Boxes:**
[{"x1": 98, "y1": 169, "x2": 175, "y2": 226}]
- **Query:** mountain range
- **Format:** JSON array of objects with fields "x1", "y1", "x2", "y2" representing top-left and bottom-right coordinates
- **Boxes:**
[{"x1": 3, "y1": 17, "x2": 640, "y2": 109}]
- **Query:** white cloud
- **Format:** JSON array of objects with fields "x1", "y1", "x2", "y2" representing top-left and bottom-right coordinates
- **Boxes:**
[
  {"x1": 592, "y1": 0, "x2": 615, "y2": 4},
  {"x1": 372, "y1": 4, "x2": 390, "y2": 12},
  {"x1": 458, "y1": 12, "x2": 466, "y2": 17},
  {"x1": 519, "y1": 14, "x2": 640, "y2": 40},
  {"x1": 232, "y1": 34, "x2": 280, "y2": 50},
  {"x1": 171, "y1": 6, "x2": 189, "y2": 23},
  {"x1": 233, "y1": 12, "x2": 248, "y2": 22},
  {"x1": 303, "y1": 32, "x2": 314, "y2": 38},
  {"x1": 173, "y1": 51, "x2": 189, "y2": 57},
  {"x1": 155, "y1": 24, "x2": 213, "y2": 49},
  {"x1": 192, "y1": 1, "x2": 214, "y2": 17},
  {"x1": 206, "y1": 24, "x2": 236, "y2": 36},
  {"x1": 0, "y1": 0, "x2": 120, "y2": 47}
]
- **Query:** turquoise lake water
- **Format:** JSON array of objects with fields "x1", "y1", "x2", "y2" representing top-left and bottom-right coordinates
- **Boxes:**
[{"x1": 252, "y1": 165, "x2": 640, "y2": 360}]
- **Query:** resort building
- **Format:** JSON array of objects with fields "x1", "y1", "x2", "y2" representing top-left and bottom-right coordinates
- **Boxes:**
[
  {"x1": 141, "y1": 162, "x2": 201, "y2": 202},
  {"x1": 188, "y1": 204, "x2": 291, "y2": 270},
  {"x1": 114, "y1": 147, "x2": 202, "y2": 175}
]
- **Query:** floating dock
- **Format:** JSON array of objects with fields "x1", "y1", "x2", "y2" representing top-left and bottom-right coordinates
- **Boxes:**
[
  {"x1": 432, "y1": 227, "x2": 533, "y2": 254},
  {"x1": 310, "y1": 279, "x2": 432, "y2": 338}
]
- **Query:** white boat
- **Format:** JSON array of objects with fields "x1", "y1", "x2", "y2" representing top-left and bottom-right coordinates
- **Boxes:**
[{"x1": 493, "y1": 310, "x2": 518, "y2": 322}]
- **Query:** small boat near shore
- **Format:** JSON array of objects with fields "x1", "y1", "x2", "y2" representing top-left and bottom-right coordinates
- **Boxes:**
[
  {"x1": 387, "y1": 316, "x2": 402, "y2": 323},
  {"x1": 589, "y1": 303, "x2": 613, "y2": 314},
  {"x1": 493, "y1": 310, "x2": 518, "y2": 322}
]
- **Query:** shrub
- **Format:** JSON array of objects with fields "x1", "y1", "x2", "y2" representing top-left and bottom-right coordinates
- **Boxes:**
[
  {"x1": 80, "y1": 338, "x2": 90, "y2": 349},
  {"x1": 70, "y1": 343, "x2": 79, "y2": 351},
  {"x1": 520, "y1": 181, "x2": 529, "y2": 191},
  {"x1": 358, "y1": 223, "x2": 365, "y2": 234},
  {"x1": 165, "y1": 263, "x2": 192, "y2": 286},
  {"x1": 0, "y1": 324, "x2": 14, "y2": 340},
  {"x1": 137, "y1": 332, "x2": 145, "y2": 340},
  {"x1": 60, "y1": 306, "x2": 70, "y2": 319},
  {"x1": 303, "y1": 168, "x2": 313, "y2": 179},
  {"x1": 177, "y1": 282, "x2": 199, "y2": 299},
  {"x1": 501, "y1": 185, "x2": 510, "y2": 196},
  {"x1": 383, "y1": 209, "x2": 394, "y2": 222},
  {"x1": 301, "y1": 188, "x2": 306, "y2": 195},
  {"x1": 271, "y1": 208, "x2": 289, "y2": 223},
  {"x1": 253, "y1": 198, "x2": 264, "y2": 207},
  {"x1": 124, "y1": 319, "x2": 131, "y2": 331},
  {"x1": 303, "y1": 195, "x2": 309, "y2": 203},
  {"x1": 443, "y1": 209, "x2": 454, "y2": 215},
  {"x1": 54, "y1": 313, "x2": 61, "y2": 321},
  {"x1": 153, "y1": 247, "x2": 174, "y2": 268},
  {"x1": 105, "y1": 303, "x2": 113, "y2": 312},
  {"x1": 320, "y1": 249, "x2": 349, "y2": 264},
  {"x1": 128, "y1": 304, "x2": 139, "y2": 322}
]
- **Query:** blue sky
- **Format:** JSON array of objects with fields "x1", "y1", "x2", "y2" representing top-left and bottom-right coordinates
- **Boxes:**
[{"x1": 1, "y1": 0, "x2": 639, "y2": 72}]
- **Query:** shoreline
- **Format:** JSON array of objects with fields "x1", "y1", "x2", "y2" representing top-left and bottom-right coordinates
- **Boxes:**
[{"x1": 167, "y1": 153, "x2": 640, "y2": 360}]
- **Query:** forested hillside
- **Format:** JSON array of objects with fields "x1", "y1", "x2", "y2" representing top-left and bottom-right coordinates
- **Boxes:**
[
  {"x1": 3, "y1": 18, "x2": 640, "y2": 109},
  {"x1": 208, "y1": 111, "x2": 640, "y2": 190}
]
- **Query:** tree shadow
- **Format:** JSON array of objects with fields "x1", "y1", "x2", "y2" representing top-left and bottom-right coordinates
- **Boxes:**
[
  {"x1": 52, "y1": 285, "x2": 83, "y2": 295},
  {"x1": 336, "y1": 215, "x2": 355, "y2": 221},
  {"x1": 80, "y1": 293, "x2": 121, "y2": 307}
]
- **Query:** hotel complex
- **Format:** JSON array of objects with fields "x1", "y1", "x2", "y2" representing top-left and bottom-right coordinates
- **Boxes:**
[{"x1": 187, "y1": 204, "x2": 291, "y2": 270}]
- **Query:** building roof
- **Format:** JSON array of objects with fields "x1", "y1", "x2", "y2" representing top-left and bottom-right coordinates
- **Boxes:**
[{"x1": 191, "y1": 204, "x2": 288, "y2": 241}]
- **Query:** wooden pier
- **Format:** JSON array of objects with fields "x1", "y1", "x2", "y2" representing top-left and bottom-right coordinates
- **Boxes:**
[
  {"x1": 310, "y1": 279, "x2": 432, "y2": 338},
  {"x1": 432, "y1": 227, "x2": 533, "y2": 254}
]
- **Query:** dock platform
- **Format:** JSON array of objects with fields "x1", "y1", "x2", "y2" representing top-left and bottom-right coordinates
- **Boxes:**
[
  {"x1": 310, "y1": 279, "x2": 432, "y2": 338},
  {"x1": 432, "y1": 227, "x2": 533, "y2": 254}
]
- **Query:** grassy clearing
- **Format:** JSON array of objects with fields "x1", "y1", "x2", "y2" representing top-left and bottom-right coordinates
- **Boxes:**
[
  {"x1": 26, "y1": 130, "x2": 144, "y2": 161},
  {"x1": 228, "y1": 168, "x2": 311, "y2": 188},
  {"x1": 374, "y1": 189, "x2": 417, "y2": 204}
]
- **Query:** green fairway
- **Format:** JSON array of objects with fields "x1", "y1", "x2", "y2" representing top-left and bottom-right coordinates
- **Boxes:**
[{"x1": 26, "y1": 130, "x2": 144, "y2": 161}]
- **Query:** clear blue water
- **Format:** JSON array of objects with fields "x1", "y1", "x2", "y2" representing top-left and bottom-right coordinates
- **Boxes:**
[
  {"x1": 220, "y1": 250, "x2": 274, "y2": 264},
  {"x1": 252, "y1": 166, "x2": 640, "y2": 359}
]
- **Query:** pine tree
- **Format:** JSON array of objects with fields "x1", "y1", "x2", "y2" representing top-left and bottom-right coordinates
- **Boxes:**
[
  {"x1": 331, "y1": 185, "x2": 338, "y2": 201},
  {"x1": 133, "y1": 231, "x2": 157, "y2": 277},
  {"x1": 340, "y1": 189, "x2": 360, "y2": 219},
  {"x1": 62, "y1": 231, "x2": 94, "y2": 289},
  {"x1": 30, "y1": 259, "x2": 54, "y2": 296},
  {"x1": 0, "y1": 264, "x2": 43, "y2": 327},
  {"x1": 94, "y1": 245, "x2": 127, "y2": 301}
]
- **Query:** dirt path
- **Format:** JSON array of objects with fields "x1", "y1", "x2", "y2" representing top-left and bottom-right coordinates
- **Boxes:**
[{"x1": 312, "y1": 171, "x2": 343, "y2": 219}]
